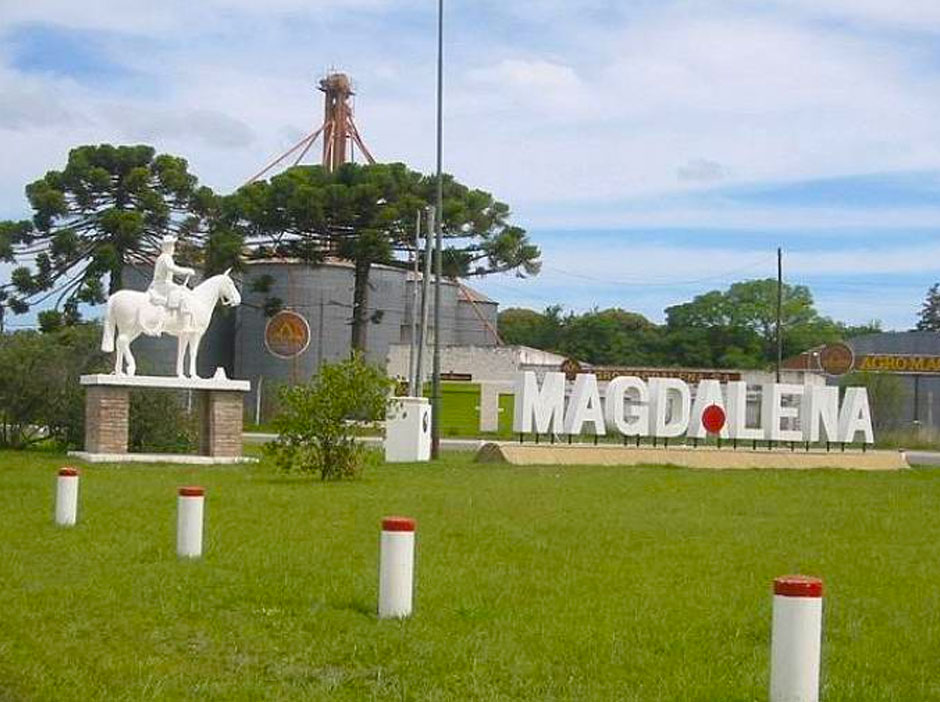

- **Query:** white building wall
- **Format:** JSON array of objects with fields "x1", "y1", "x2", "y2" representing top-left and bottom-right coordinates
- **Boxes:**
[{"x1": 386, "y1": 344, "x2": 568, "y2": 383}]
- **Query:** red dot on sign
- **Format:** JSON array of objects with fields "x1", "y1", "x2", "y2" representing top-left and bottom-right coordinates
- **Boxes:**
[{"x1": 702, "y1": 405, "x2": 726, "y2": 434}]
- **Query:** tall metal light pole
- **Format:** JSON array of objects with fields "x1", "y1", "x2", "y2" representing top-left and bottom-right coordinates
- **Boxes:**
[
  {"x1": 775, "y1": 246, "x2": 783, "y2": 383},
  {"x1": 431, "y1": 0, "x2": 444, "y2": 459}
]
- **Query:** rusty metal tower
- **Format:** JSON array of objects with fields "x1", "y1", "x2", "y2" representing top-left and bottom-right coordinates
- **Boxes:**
[{"x1": 247, "y1": 71, "x2": 375, "y2": 183}]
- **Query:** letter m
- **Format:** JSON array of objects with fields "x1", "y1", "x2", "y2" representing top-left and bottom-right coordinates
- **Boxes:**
[{"x1": 513, "y1": 371, "x2": 566, "y2": 434}]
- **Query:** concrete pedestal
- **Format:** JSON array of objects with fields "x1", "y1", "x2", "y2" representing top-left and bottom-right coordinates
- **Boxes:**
[
  {"x1": 385, "y1": 397, "x2": 431, "y2": 462},
  {"x1": 76, "y1": 372, "x2": 251, "y2": 464},
  {"x1": 84, "y1": 386, "x2": 130, "y2": 454},
  {"x1": 201, "y1": 390, "x2": 244, "y2": 458}
]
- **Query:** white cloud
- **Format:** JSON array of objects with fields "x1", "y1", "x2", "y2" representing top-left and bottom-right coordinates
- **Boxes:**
[
  {"x1": 472, "y1": 239, "x2": 937, "y2": 328},
  {"x1": 515, "y1": 202, "x2": 940, "y2": 231},
  {"x1": 3, "y1": 0, "x2": 940, "y2": 331},
  {"x1": 107, "y1": 106, "x2": 256, "y2": 149},
  {"x1": 0, "y1": 0, "x2": 407, "y2": 34},
  {"x1": 0, "y1": 82, "x2": 85, "y2": 130},
  {"x1": 765, "y1": 0, "x2": 940, "y2": 33},
  {"x1": 542, "y1": 243, "x2": 940, "y2": 284},
  {"x1": 677, "y1": 158, "x2": 729, "y2": 183},
  {"x1": 468, "y1": 59, "x2": 582, "y2": 93}
]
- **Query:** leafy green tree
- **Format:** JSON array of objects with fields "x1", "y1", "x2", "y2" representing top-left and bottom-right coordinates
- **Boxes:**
[
  {"x1": 556, "y1": 308, "x2": 661, "y2": 366},
  {"x1": 0, "y1": 144, "x2": 215, "y2": 322},
  {"x1": 496, "y1": 279, "x2": 857, "y2": 370},
  {"x1": 0, "y1": 324, "x2": 106, "y2": 447},
  {"x1": 664, "y1": 279, "x2": 842, "y2": 368},
  {"x1": 498, "y1": 306, "x2": 564, "y2": 349},
  {"x1": 229, "y1": 162, "x2": 540, "y2": 351},
  {"x1": 0, "y1": 324, "x2": 195, "y2": 450},
  {"x1": 916, "y1": 283, "x2": 940, "y2": 331},
  {"x1": 839, "y1": 319, "x2": 882, "y2": 338},
  {"x1": 266, "y1": 354, "x2": 392, "y2": 479}
]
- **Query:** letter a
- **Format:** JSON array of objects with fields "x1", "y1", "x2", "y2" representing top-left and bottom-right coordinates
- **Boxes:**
[
  {"x1": 564, "y1": 374, "x2": 606, "y2": 436},
  {"x1": 838, "y1": 387, "x2": 874, "y2": 444}
]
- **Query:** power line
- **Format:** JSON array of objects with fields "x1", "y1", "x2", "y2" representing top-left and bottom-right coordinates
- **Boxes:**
[{"x1": 542, "y1": 253, "x2": 776, "y2": 288}]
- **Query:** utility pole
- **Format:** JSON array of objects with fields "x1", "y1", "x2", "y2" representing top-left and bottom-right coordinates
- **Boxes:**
[
  {"x1": 775, "y1": 246, "x2": 783, "y2": 383},
  {"x1": 408, "y1": 211, "x2": 421, "y2": 395},
  {"x1": 414, "y1": 208, "x2": 434, "y2": 398},
  {"x1": 431, "y1": 0, "x2": 444, "y2": 459},
  {"x1": 318, "y1": 298, "x2": 325, "y2": 370}
]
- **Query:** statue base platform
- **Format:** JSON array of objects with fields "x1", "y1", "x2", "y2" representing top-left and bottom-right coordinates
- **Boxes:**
[
  {"x1": 79, "y1": 372, "x2": 251, "y2": 461},
  {"x1": 80, "y1": 373, "x2": 250, "y2": 392},
  {"x1": 68, "y1": 451, "x2": 257, "y2": 465}
]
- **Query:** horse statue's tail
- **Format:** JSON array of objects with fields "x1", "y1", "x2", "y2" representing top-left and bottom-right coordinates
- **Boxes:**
[{"x1": 101, "y1": 298, "x2": 116, "y2": 353}]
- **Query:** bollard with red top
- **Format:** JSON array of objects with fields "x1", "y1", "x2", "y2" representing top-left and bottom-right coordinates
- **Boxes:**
[
  {"x1": 770, "y1": 575, "x2": 823, "y2": 702},
  {"x1": 177, "y1": 486, "x2": 205, "y2": 558},
  {"x1": 378, "y1": 516, "x2": 416, "y2": 618},
  {"x1": 55, "y1": 467, "x2": 80, "y2": 526}
]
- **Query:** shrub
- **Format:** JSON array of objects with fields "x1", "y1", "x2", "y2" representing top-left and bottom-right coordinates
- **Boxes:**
[
  {"x1": 0, "y1": 323, "x2": 197, "y2": 452},
  {"x1": 266, "y1": 354, "x2": 392, "y2": 479},
  {"x1": 129, "y1": 389, "x2": 198, "y2": 454},
  {"x1": 0, "y1": 325, "x2": 107, "y2": 448}
]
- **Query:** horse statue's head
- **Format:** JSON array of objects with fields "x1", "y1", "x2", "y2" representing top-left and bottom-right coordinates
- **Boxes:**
[{"x1": 219, "y1": 268, "x2": 241, "y2": 307}]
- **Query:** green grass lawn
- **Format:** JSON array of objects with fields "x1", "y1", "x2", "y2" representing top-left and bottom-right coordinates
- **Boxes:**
[
  {"x1": 2, "y1": 451, "x2": 940, "y2": 700},
  {"x1": 431, "y1": 382, "x2": 514, "y2": 439},
  {"x1": 246, "y1": 382, "x2": 515, "y2": 439}
]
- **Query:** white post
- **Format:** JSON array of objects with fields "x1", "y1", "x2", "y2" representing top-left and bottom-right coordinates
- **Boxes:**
[
  {"x1": 55, "y1": 467, "x2": 79, "y2": 526},
  {"x1": 770, "y1": 575, "x2": 823, "y2": 702},
  {"x1": 177, "y1": 486, "x2": 205, "y2": 558},
  {"x1": 378, "y1": 516, "x2": 416, "y2": 618}
]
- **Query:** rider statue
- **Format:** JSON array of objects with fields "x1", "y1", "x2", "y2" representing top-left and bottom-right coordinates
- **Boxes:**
[{"x1": 148, "y1": 235, "x2": 196, "y2": 333}]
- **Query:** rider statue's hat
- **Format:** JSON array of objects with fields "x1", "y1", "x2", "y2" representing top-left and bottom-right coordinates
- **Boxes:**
[{"x1": 160, "y1": 235, "x2": 178, "y2": 248}]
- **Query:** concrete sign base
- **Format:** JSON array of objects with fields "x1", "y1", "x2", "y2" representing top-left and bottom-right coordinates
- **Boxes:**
[
  {"x1": 385, "y1": 397, "x2": 431, "y2": 462},
  {"x1": 476, "y1": 443, "x2": 908, "y2": 471}
]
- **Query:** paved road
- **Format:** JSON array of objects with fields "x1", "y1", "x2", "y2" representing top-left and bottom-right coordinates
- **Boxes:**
[{"x1": 904, "y1": 451, "x2": 940, "y2": 466}]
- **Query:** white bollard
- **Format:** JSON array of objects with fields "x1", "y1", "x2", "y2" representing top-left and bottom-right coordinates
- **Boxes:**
[
  {"x1": 770, "y1": 575, "x2": 824, "y2": 702},
  {"x1": 55, "y1": 467, "x2": 80, "y2": 526},
  {"x1": 176, "y1": 486, "x2": 205, "y2": 558},
  {"x1": 378, "y1": 516, "x2": 416, "y2": 618}
]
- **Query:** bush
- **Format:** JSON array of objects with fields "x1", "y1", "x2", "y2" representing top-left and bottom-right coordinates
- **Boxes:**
[
  {"x1": 266, "y1": 354, "x2": 392, "y2": 479},
  {"x1": 0, "y1": 325, "x2": 107, "y2": 448},
  {"x1": 0, "y1": 324, "x2": 197, "y2": 452},
  {"x1": 129, "y1": 389, "x2": 198, "y2": 454}
]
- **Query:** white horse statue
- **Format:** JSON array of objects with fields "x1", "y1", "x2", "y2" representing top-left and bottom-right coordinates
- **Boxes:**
[{"x1": 101, "y1": 270, "x2": 241, "y2": 378}]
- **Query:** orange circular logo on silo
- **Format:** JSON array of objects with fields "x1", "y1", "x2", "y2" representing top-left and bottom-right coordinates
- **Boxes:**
[
  {"x1": 819, "y1": 343, "x2": 854, "y2": 376},
  {"x1": 264, "y1": 310, "x2": 311, "y2": 359}
]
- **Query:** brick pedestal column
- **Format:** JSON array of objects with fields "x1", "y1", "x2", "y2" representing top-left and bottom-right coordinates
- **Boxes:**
[
  {"x1": 84, "y1": 386, "x2": 130, "y2": 454},
  {"x1": 201, "y1": 390, "x2": 244, "y2": 457}
]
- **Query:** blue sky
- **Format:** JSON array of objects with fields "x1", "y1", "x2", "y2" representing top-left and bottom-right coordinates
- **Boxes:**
[{"x1": 3, "y1": 0, "x2": 940, "y2": 329}]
